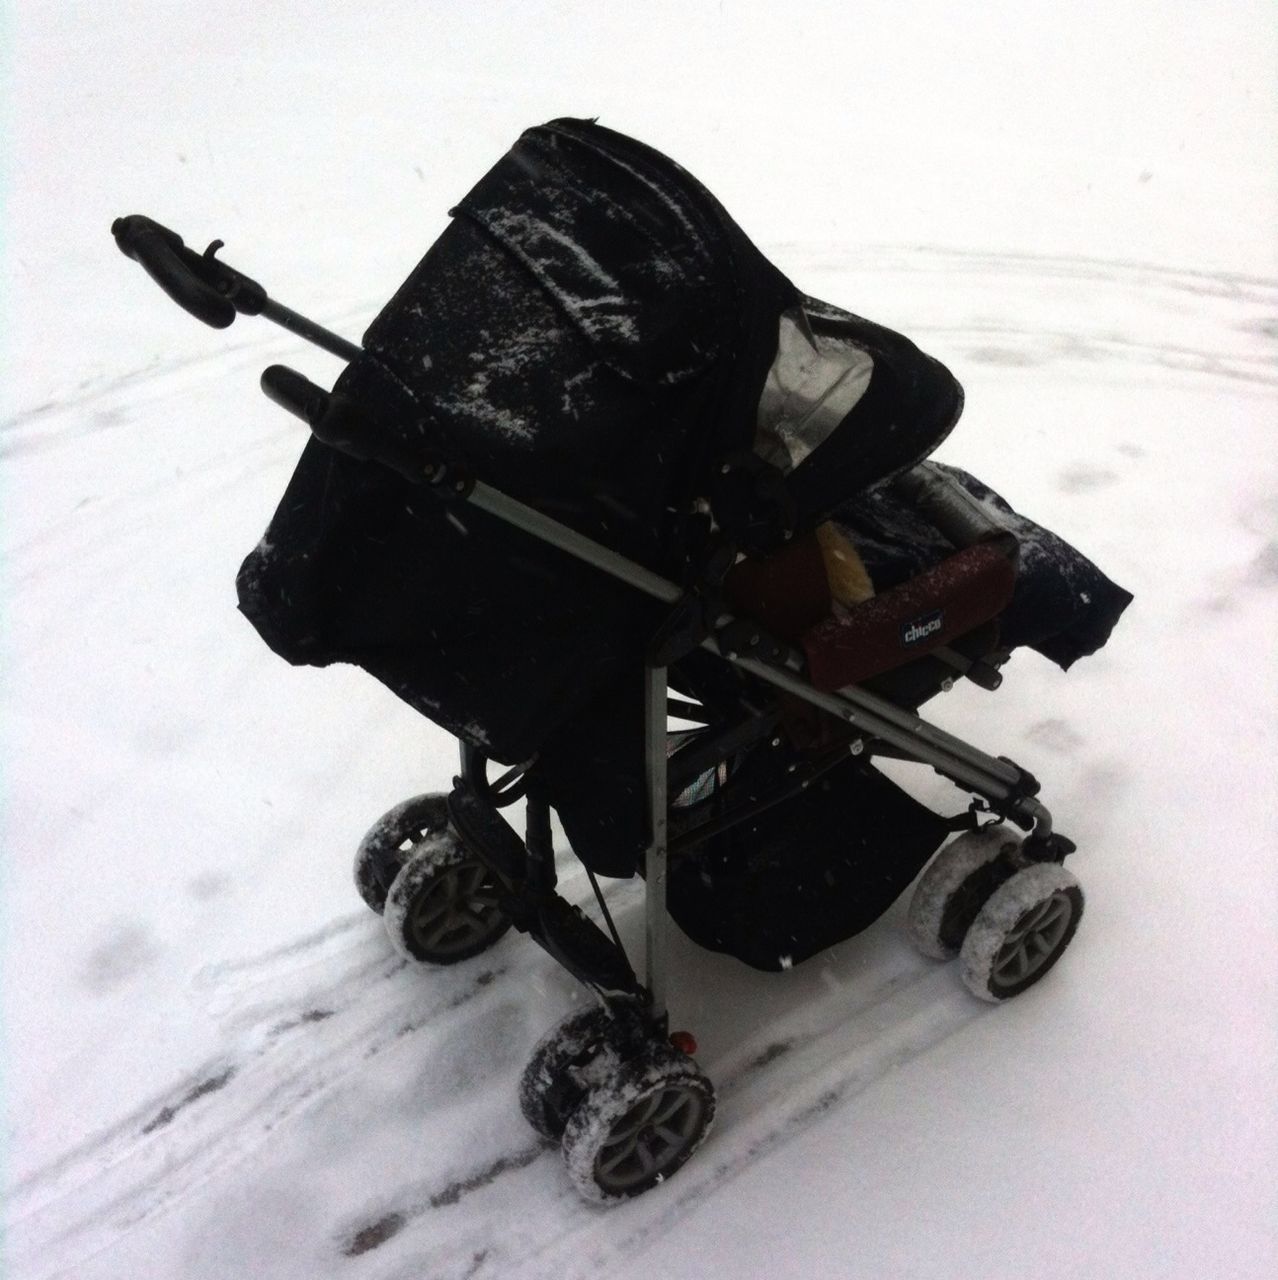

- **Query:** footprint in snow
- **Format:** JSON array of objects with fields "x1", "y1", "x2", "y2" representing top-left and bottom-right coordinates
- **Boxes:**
[
  {"x1": 1058, "y1": 464, "x2": 1119, "y2": 494},
  {"x1": 1246, "y1": 541, "x2": 1278, "y2": 587},
  {"x1": 1025, "y1": 719, "x2": 1085, "y2": 753},
  {"x1": 81, "y1": 921, "x2": 162, "y2": 994}
]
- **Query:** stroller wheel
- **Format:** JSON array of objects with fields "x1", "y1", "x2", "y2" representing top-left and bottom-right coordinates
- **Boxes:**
[
  {"x1": 519, "y1": 1005, "x2": 619, "y2": 1141},
  {"x1": 353, "y1": 793, "x2": 452, "y2": 914},
  {"x1": 960, "y1": 863, "x2": 1084, "y2": 1002},
  {"x1": 562, "y1": 1051, "x2": 715, "y2": 1203},
  {"x1": 383, "y1": 834, "x2": 512, "y2": 964},
  {"x1": 907, "y1": 826, "x2": 1020, "y2": 959}
]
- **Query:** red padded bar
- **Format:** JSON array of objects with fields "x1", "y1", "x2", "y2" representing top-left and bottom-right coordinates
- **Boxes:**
[{"x1": 801, "y1": 542, "x2": 1016, "y2": 691}]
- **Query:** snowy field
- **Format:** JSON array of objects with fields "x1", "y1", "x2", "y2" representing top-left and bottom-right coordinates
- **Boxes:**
[{"x1": 4, "y1": 3, "x2": 1276, "y2": 1278}]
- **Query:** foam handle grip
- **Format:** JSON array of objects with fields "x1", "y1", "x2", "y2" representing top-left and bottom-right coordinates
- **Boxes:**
[{"x1": 111, "y1": 215, "x2": 236, "y2": 328}]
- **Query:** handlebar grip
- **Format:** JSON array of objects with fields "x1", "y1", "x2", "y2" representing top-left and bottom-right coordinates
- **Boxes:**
[
  {"x1": 111, "y1": 215, "x2": 236, "y2": 329},
  {"x1": 262, "y1": 365, "x2": 448, "y2": 488}
]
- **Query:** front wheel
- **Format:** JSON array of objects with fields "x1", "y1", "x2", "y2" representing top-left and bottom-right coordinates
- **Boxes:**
[
  {"x1": 906, "y1": 826, "x2": 1020, "y2": 959},
  {"x1": 561, "y1": 1051, "x2": 715, "y2": 1203},
  {"x1": 383, "y1": 834, "x2": 512, "y2": 964},
  {"x1": 960, "y1": 863, "x2": 1084, "y2": 1001},
  {"x1": 519, "y1": 1006, "x2": 619, "y2": 1141}
]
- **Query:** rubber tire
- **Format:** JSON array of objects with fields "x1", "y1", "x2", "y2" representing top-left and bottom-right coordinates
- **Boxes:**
[
  {"x1": 906, "y1": 826, "x2": 1021, "y2": 960},
  {"x1": 960, "y1": 862, "x2": 1084, "y2": 1002},
  {"x1": 353, "y1": 793, "x2": 452, "y2": 914},
  {"x1": 383, "y1": 833, "x2": 512, "y2": 965},
  {"x1": 562, "y1": 1050, "x2": 715, "y2": 1204},
  {"x1": 519, "y1": 1006, "x2": 619, "y2": 1141}
]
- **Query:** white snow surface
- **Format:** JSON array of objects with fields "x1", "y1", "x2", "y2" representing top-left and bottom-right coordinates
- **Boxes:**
[{"x1": 4, "y1": 3, "x2": 1276, "y2": 1278}]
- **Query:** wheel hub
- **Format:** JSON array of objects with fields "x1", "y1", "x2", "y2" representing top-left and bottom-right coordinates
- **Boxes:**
[
  {"x1": 991, "y1": 890, "x2": 1073, "y2": 989},
  {"x1": 408, "y1": 861, "x2": 504, "y2": 956},
  {"x1": 594, "y1": 1085, "x2": 707, "y2": 1193}
]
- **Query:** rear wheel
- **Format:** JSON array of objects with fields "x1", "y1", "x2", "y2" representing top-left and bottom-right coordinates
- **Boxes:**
[
  {"x1": 960, "y1": 863, "x2": 1084, "y2": 1001},
  {"x1": 383, "y1": 834, "x2": 511, "y2": 964},
  {"x1": 353, "y1": 793, "x2": 452, "y2": 914}
]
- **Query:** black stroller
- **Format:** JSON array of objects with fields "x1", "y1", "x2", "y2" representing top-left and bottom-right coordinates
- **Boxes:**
[{"x1": 113, "y1": 118, "x2": 1131, "y2": 1204}]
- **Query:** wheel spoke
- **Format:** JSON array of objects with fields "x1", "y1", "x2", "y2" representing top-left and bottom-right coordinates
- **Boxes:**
[
  {"x1": 411, "y1": 888, "x2": 451, "y2": 928},
  {"x1": 423, "y1": 916, "x2": 459, "y2": 948},
  {"x1": 650, "y1": 1092, "x2": 691, "y2": 1129},
  {"x1": 994, "y1": 943, "x2": 1027, "y2": 981},
  {"x1": 598, "y1": 1141, "x2": 637, "y2": 1176},
  {"x1": 455, "y1": 908, "x2": 492, "y2": 940},
  {"x1": 607, "y1": 1095, "x2": 662, "y2": 1144},
  {"x1": 653, "y1": 1123, "x2": 689, "y2": 1148},
  {"x1": 1037, "y1": 900, "x2": 1070, "y2": 940}
]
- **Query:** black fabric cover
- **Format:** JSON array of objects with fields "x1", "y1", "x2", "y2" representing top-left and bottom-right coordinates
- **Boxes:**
[
  {"x1": 237, "y1": 119, "x2": 798, "y2": 764},
  {"x1": 233, "y1": 117, "x2": 1129, "y2": 886},
  {"x1": 667, "y1": 751, "x2": 951, "y2": 971},
  {"x1": 834, "y1": 465, "x2": 1134, "y2": 668},
  {"x1": 236, "y1": 118, "x2": 973, "y2": 766}
]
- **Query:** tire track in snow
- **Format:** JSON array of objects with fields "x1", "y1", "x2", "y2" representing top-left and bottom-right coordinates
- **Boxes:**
[
  {"x1": 328, "y1": 955, "x2": 979, "y2": 1280},
  {"x1": 777, "y1": 242, "x2": 1278, "y2": 307},
  {"x1": 0, "y1": 299, "x2": 373, "y2": 455},
  {"x1": 917, "y1": 322, "x2": 1278, "y2": 389},
  {"x1": 4, "y1": 912, "x2": 511, "y2": 1280}
]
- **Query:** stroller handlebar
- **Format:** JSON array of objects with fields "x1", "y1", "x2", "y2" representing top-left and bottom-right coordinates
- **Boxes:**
[
  {"x1": 113, "y1": 215, "x2": 364, "y2": 361},
  {"x1": 111, "y1": 214, "x2": 266, "y2": 329}
]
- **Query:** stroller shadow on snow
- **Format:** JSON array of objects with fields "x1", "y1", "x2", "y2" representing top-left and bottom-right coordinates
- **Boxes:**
[{"x1": 113, "y1": 117, "x2": 1131, "y2": 1207}]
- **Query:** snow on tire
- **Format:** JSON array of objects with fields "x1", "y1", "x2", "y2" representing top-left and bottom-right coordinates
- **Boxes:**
[
  {"x1": 562, "y1": 1050, "x2": 715, "y2": 1204},
  {"x1": 959, "y1": 862, "x2": 1083, "y2": 1002},
  {"x1": 906, "y1": 826, "x2": 1020, "y2": 959},
  {"x1": 353, "y1": 792, "x2": 452, "y2": 914},
  {"x1": 519, "y1": 1005, "x2": 620, "y2": 1141},
  {"x1": 383, "y1": 833, "x2": 511, "y2": 965}
]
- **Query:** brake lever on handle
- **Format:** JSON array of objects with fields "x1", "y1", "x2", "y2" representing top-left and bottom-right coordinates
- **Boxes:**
[{"x1": 111, "y1": 214, "x2": 267, "y2": 329}]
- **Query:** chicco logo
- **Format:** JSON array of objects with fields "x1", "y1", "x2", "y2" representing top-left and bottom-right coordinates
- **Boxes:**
[{"x1": 902, "y1": 611, "x2": 944, "y2": 645}]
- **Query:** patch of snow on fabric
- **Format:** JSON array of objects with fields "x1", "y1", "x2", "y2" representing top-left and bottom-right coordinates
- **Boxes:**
[{"x1": 491, "y1": 212, "x2": 624, "y2": 293}]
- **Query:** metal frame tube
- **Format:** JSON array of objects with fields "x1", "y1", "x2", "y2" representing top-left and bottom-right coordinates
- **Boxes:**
[
  {"x1": 466, "y1": 478, "x2": 1025, "y2": 807},
  {"x1": 643, "y1": 664, "x2": 670, "y2": 1024},
  {"x1": 260, "y1": 300, "x2": 364, "y2": 363}
]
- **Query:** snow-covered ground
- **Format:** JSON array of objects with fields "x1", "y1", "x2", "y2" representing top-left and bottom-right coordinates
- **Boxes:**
[{"x1": 4, "y1": 3, "x2": 1276, "y2": 1277}]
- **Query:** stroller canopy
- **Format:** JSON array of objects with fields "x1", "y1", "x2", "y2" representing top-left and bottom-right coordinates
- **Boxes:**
[{"x1": 237, "y1": 119, "x2": 965, "y2": 762}]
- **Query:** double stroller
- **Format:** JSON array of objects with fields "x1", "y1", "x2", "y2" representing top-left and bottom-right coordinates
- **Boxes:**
[{"x1": 113, "y1": 118, "x2": 1131, "y2": 1203}]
